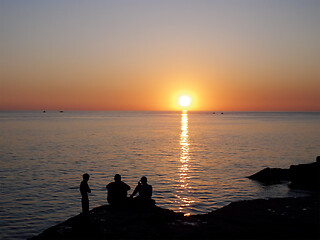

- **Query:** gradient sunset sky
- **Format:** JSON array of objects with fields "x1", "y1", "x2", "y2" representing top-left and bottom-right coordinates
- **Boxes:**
[{"x1": 1, "y1": 0, "x2": 319, "y2": 111}]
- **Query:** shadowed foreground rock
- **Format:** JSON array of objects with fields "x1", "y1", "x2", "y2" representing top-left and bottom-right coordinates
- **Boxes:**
[{"x1": 30, "y1": 195, "x2": 319, "y2": 239}]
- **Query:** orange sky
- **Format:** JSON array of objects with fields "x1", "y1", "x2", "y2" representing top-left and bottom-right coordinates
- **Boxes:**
[{"x1": 1, "y1": 1, "x2": 319, "y2": 111}]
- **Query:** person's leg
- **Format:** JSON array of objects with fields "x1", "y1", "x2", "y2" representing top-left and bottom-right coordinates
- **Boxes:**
[{"x1": 82, "y1": 197, "x2": 89, "y2": 213}]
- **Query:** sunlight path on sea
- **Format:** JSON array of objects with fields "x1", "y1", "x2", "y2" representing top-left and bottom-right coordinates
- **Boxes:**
[{"x1": 176, "y1": 110, "x2": 194, "y2": 216}]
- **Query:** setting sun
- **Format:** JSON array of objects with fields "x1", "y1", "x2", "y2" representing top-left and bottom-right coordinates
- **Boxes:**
[{"x1": 179, "y1": 96, "x2": 192, "y2": 108}]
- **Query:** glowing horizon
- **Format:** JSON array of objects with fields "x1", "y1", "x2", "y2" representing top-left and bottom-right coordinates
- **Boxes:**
[{"x1": 1, "y1": 1, "x2": 319, "y2": 112}]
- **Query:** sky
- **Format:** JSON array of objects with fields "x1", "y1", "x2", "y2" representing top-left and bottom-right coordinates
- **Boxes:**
[{"x1": 1, "y1": 0, "x2": 319, "y2": 111}]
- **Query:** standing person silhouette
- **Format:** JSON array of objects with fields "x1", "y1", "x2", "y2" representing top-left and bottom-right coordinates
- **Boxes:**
[
  {"x1": 130, "y1": 176, "x2": 153, "y2": 206},
  {"x1": 80, "y1": 173, "x2": 91, "y2": 214},
  {"x1": 106, "y1": 174, "x2": 131, "y2": 206}
]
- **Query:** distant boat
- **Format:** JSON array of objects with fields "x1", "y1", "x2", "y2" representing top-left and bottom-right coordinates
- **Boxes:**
[
  {"x1": 43, "y1": 110, "x2": 46, "y2": 113},
  {"x1": 221, "y1": 112, "x2": 224, "y2": 114},
  {"x1": 212, "y1": 112, "x2": 215, "y2": 114},
  {"x1": 59, "y1": 110, "x2": 64, "y2": 113}
]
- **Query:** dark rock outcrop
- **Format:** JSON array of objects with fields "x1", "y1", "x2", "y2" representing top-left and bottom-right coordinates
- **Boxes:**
[
  {"x1": 290, "y1": 161, "x2": 320, "y2": 190},
  {"x1": 247, "y1": 167, "x2": 291, "y2": 184},
  {"x1": 30, "y1": 204, "x2": 183, "y2": 240},
  {"x1": 29, "y1": 196, "x2": 320, "y2": 239},
  {"x1": 248, "y1": 157, "x2": 320, "y2": 190},
  {"x1": 203, "y1": 195, "x2": 320, "y2": 239}
]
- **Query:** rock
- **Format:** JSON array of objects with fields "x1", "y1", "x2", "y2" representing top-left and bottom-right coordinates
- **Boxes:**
[
  {"x1": 29, "y1": 204, "x2": 183, "y2": 240},
  {"x1": 29, "y1": 196, "x2": 320, "y2": 239},
  {"x1": 289, "y1": 161, "x2": 320, "y2": 190},
  {"x1": 247, "y1": 167, "x2": 291, "y2": 184},
  {"x1": 248, "y1": 156, "x2": 320, "y2": 190},
  {"x1": 203, "y1": 196, "x2": 320, "y2": 239}
]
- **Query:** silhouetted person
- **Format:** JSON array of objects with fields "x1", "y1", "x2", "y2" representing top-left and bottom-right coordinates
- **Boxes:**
[
  {"x1": 130, "y1": 176, "x2": 152, "y2": 199},
  {"x1": 80, "y1": 173, "x2": 91, "y2": 214},
  {"x1": 106, "y1": 174, "x2": 131, "y2": 206}
]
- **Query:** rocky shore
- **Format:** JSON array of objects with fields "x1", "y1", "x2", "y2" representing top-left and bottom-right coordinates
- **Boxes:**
[
  {"x1": 30, "y1": 158, "x2": 320, "y2": 239},
  {"x1": 29, "y1": 195, "x2": 320, "y2": 240}
]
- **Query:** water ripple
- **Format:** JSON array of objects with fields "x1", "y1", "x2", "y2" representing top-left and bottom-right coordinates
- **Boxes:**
[{"x1": 0, "y1": 111, "x2": 318, "y2": 239}]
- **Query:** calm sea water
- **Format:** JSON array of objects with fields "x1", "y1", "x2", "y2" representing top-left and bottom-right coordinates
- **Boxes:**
[{"x1": 0, "y1": 111, "x2": 319, "y2": 239}]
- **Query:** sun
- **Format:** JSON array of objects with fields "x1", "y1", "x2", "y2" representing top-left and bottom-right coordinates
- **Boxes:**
[{"x1": 179, "y1": 95, "x2": 192, "y2": 108}]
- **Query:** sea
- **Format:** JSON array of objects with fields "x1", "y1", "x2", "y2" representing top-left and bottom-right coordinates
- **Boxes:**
[{"x1": 0, "y1": 111, "x2": 319, "y2": 239}]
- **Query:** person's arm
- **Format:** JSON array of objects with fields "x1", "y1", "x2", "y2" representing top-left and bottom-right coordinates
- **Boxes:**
[
  {"x1": 86, "y1": 182, "x2": 91, "y2": 193},
  {"x1": 130, "y1": 183, "x2": 140, "y2": 198},
  {"x1": 146, "y1": 185, "x2": 152, "y2": 198}
]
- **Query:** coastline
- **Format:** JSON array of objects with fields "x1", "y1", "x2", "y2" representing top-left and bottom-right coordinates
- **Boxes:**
[
  {"x1": 29, "y1": 195, "x2": 319, "y2": 239},
  {"x1": 30, "y1": 160, "x2": 320, "y2": 239}
]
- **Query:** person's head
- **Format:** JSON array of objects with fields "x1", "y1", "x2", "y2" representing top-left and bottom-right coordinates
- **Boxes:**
[
  {"x1": 140, "y1": 176, "x2": 147, "y2": 184},
  {"x1": 83, "y1": 173, "x2": 90, "y2": 181},
  {"x1": 114, "y1": 174, "x2": 121, "y2": 182}
]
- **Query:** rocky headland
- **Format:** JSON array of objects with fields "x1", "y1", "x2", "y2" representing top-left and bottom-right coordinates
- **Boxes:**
[
  {"x1": 248, "y1": 156, "x2": 320, "y2": 190},
  {"x1": 30, "y1": 158, "x2": 320, "y2": 240}
]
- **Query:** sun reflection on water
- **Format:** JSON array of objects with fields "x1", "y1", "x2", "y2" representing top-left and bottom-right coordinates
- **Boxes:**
[{"x1": 176, "y1": 110, "x2": 194, "y2": 215}]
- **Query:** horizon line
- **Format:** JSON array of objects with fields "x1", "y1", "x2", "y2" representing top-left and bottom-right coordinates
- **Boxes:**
[{"x1": 1, "y1": 109, "x2": 319, "y2": 113}]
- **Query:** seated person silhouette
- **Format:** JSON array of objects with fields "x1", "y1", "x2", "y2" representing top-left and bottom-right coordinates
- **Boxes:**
[
  {"x1": 80, "y1": 173, "x2": 91, "y2": 214},
  {"x1": 106, "y1": 174, "x2": 131, "y2": 206},
  {"x1": 130, "y1": 176, "x2": 155, "y2": 206}
]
